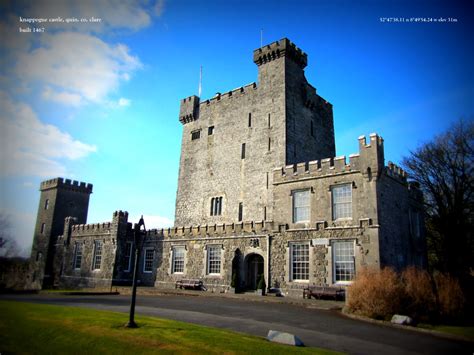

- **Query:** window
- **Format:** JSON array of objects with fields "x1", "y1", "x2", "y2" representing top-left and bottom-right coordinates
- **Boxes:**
[
  {"x1": 290, "y1": 243, "x2": 309, "y2": 281},
  {"x1": 332, "y1": 184, "x2": 352, "y2": 219},
  {"x1": 266, "y1": 172, "x2": 269, "y2": 189},
  {"x1": 207, "y1": 245, "x2": 221, "y2": 274},
  {"x1": 293, "y1": 190, "x2": 310, "y2": 223},
  {"x1": 238, "y1": 202, "x2": 243, "y2": 222},
  {"x1": 92, "y1": 240, "x2": 102, "y2": 270},
  {"x1": 208, "y1": 126, "x2": 214, "y2": 135},
  {"x1": 73, "y1": 242, "x2": 82, "y2": 269},
  {"x1": 191, "y1": 130, "x2": 201, "y2": 140},
  {"x1": 172, "y1": 246, "x2": 185, "y2": 273},
  {"x1": 263, "y1": 206, "x2": 267, "y2": 221},
  {"x1": 248, "y1": 113, "x2": 252, "y2": 127},
  {"x1": 143, "y1": 248, "x2": 154, "y2": 273},
  {"x1": 124, "y1": 242, "x2": 133, "y2": 272},
  {"x1": 44, "y1": 199, "x2": 49, "y2": 210},
  {"x1": 268, "y1": 113, "x2": 271, "y2": 127},
  {"x1": 241, "y1": 143, "x2": 246, "y2": 159},
  {"x1": 268, "y1": 137, "x2": 271, "y2": 151},
  {"x1": 40, "y1": 223, "x2": 45, "y2": 234},
  {"x1": 210, "y1": 196, "x2": 223, "y2": 216},
  {"x1": 332, "y1": 240, "x2": 355, "y2": 283}
]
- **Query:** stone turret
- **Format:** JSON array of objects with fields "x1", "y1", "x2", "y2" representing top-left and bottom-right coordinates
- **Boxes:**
[
  {"x1": 179, "y1": 95, "x2": 200, "y2": 124},
  {"x1": 253, "y1": 38, "x2": 307, "y2": 69}
]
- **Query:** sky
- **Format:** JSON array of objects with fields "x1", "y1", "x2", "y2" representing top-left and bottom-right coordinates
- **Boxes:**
[{"x1": 0, "y1": 0, "x2": 472, "y2": 256}]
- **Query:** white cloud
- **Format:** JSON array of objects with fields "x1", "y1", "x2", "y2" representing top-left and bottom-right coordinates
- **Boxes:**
[
  {"x1": 23, "y1": 0, "x2": 158, "y2": 33},
  {"x1": 0, "y1": 92, "x2": 97, "y2": 177},
  {"x1": 16, "y1": 32, "x2": 141, "y2": 105},
  {"x1": 42, "y1": 86, "x2": 83, "y2": 106},
  {"x1": 129, "y1": 214, "x2": 173, "y2": 230},
  {"x1": 118, "y1": 98, "x2": 131, "y2": 107}
]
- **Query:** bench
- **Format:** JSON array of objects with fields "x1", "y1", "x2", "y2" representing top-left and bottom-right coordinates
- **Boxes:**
[
  {"x1": 303, "y1": 286, "x2": 345, "y2": 300},
  {"x1": 175, "y1": 279, "x2": 204, "y2": 290}
]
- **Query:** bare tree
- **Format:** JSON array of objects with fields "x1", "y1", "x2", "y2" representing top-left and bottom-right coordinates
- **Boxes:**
[
  {"x1": 402, "y1": 119, "x2": 474, "y2": 279},
  {"x1": 0, "y1": 213, "x2": 20, "y2": 258}
]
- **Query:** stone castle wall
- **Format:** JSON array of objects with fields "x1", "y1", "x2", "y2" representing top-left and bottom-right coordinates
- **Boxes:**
[{"x1": 175, "y1": 38, "x2": 335, "y2": 227}]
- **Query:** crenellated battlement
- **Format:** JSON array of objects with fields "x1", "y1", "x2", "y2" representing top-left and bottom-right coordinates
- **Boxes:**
[
  {"x1": 201, "y1": 82, "x2": 258, "y2": 106},
  {"x1": 145, "y1": 220, "x2": 275, "y2": 239},
  {"x1": 272, "y1": 133, "x2": 403, "y2": 184},
  {"x1": 386, "y1": 161, "x2": 407, "y2": 182},
  {"x1": 179, "y1": 95, "x2": 200, "y2": 124},
  {"x1": 253, "y1": 38, "x2": 307, "y2": 69},
  {"x1": 70, "y1": 222, "x2": 112, "y2": 235},
  {"x1": 40, "y1": 177, "x2": 93, "y2": 193}
]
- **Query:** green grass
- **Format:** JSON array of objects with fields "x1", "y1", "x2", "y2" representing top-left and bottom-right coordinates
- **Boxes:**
[
  {"x1": 0, "y1": 301, "x2": 340, "y2": 354},
  {"x1": 417, "y1": 323, "x2": 474, "y2": 340}
]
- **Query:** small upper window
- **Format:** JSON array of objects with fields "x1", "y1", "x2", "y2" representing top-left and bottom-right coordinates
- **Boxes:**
[
  {"x1": 40, "y1": 223, "x2": 45, "y2": 234},
  {"x1": 241, "y1": 143, "x2": 246, "y2": 159},
  {"x1": 210, "y1": 197, "x2": 223, "y2": 216},
  {"x1": 44, "y1": 199, "x2": 49, "y2": 210},
  {"x1": 248, "y1": 113, "x2": 252, "y2": 127},
  {"x1": 332, "y1": 184, "x2": 352, "y2": 220},
  {"x1": 208, "y1": 126, "x2": 214, "y2": 135},
  {"x1": 191, "y1": 130, "x2": 201, "y2": 140}
]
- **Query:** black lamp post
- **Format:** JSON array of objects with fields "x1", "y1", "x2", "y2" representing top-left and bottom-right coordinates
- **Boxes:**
[{"x1": 126, "y1": 215, "x2": 146, "y2": 328}]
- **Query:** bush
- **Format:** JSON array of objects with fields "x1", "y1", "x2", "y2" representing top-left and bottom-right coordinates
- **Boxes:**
[
  {"x1": 434, "y1": 272, "x2": 465, "y2": 321},
  {"x1": 257, "y1": 274, "x2": 266, "y2": 290},
  {"x1": 346, "y1": 267, "x2": 403, "y2": 320},
  {"x1": 346, "y1": 266, "x2": 466, "y2": 323},
  {"x1": 401, "y1": 267, "x2": 437, "y2": 322}
]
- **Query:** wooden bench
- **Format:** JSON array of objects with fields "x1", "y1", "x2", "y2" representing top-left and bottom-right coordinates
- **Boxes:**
[
  {"x1": 175, "y1": 279, "x2": 204, "y2": 290},
  {"x1": 303, "y1": 286, "x2": 345, "y2": 300}
]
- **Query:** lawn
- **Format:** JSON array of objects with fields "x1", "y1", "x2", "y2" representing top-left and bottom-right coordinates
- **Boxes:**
[
  {"x1": 0, "y1": 300, "x2": 340, "y2": 354},
  {"x1": 417, "y1": 323, "x2": 474, "y2": 340}
]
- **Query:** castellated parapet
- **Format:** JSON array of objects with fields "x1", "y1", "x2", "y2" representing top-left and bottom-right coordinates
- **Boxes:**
[
  {"x1": 40, "y1": 177, "x2": 93, "y2": 193},
  {"x1": 253, "y1": 38, "x2": 307, "y2": 69},
  {"x1": 179, "y1": 95, "x2": 200, "y2": 124},
  {"x1": 273, "y1": 133, "x2": 407, "y2": 185}
]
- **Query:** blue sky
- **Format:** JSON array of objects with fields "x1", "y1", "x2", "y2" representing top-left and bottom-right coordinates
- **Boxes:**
[{"x1": 0, "y1": 0, "x2": 472, "y2": 255}]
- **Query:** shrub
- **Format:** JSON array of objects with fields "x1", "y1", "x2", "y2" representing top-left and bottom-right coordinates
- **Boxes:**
[
  {"x1": 257, "y1": 274, "x2": 266, "y2": 290},
  {"x1": 346, "y1": 267, "x2": 403, "y2": 320},
  {"x1": 434, "y1": 272, "x2": 465, "y2": 321},
  {"x1": 401, "y1": 267, "x2": 437, "y2": 322}
]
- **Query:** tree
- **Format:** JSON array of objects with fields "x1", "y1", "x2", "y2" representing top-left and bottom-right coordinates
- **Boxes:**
[
  {"x1": 0, "y1": 213, "x2": 21, "y2": 258},
  {"x1": 402, "y1": 119, "x2": 473, "y2": 279}
]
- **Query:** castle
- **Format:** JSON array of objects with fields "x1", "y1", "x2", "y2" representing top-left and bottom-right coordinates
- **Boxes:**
[{"x1": 30, "y1": 38, "x2": 426, "y2": 296}]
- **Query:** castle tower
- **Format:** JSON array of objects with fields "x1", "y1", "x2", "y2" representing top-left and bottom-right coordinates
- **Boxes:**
[
  {"x1": 175, "y1": 38, "x2": 335, "y2": 226},
  {"x1": 30, "y1": 178, "x2": 93, "y2": 288}
]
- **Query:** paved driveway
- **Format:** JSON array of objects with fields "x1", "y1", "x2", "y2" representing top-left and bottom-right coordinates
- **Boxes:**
[{"x1": 1, "y1": 293, "x2": 472, "y2": 354}]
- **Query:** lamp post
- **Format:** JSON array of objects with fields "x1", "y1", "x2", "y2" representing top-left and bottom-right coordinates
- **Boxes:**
[{"x1": 126, "y1": 215, "x2": 146, "y2": 328}]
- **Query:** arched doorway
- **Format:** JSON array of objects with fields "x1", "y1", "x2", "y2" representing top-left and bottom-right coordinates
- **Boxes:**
[{"x1": 246, "y1": 254, "x2": 264, "y2": 290}]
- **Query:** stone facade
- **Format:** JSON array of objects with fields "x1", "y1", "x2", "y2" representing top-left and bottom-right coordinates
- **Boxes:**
[{"x1": 30, "y1": 38, "x2": 427, "y2": 296}]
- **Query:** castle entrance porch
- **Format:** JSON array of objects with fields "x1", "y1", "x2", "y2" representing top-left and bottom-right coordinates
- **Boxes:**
[{"x1": 245, "y1": 254, "x2": 264, "y2": 290}]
